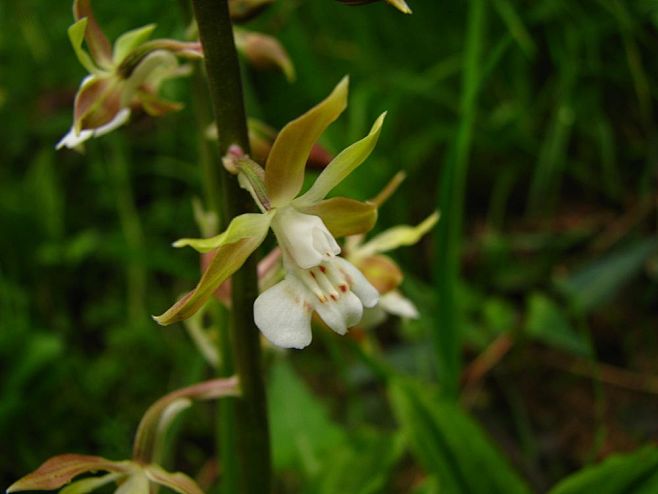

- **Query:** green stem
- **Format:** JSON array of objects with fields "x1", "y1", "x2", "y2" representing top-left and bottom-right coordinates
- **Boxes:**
[
  {"x1": 108, "y1": 139, "x2": 147, "y2": 324},
  {"x1": 433, "y1": 0, "x2": 486, "y2": 400},
  {"x1": 180, "y1": 0, "x2": 237, "y2": 488},
  {"x1": 190, "y1": 1, "x2": 271, "y2": 492}
]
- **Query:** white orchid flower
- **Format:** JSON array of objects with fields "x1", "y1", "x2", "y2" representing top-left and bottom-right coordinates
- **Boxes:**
[{"x1": 156, "y1": 77, "x2": 387, "y2": 348}]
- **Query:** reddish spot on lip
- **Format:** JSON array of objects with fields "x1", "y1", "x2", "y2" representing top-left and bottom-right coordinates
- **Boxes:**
[
  {"x1": 339, "y1": 285, "x2": 348, "y2": 292},
  {"x1": 319, "y1": 266, "x2": 326, "y2": 273}
]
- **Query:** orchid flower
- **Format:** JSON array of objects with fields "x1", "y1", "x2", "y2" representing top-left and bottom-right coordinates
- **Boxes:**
[
  {"x1": 155, "y1": 77, "x2": 387, "y2": 349},
  {"x1": 8, "y1": 377, "x2": 239, "y2": 494},
  {"x1": 57, "y1": 0, "x2": 202, "y2": 150},
  {"x1": 345, "y1": 210, "x2": 439, "y2": 328}
]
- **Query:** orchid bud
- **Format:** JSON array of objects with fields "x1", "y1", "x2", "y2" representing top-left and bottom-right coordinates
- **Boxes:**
[
  {"x1": 356, "y1": 254, "x2": 403, "y2": 294},
  {"x1": 229, "y1": 0, "x2": 274, "y2": 22},
  {"x1": 234, "y1": 29, "x2": 295, "y2": 81}
]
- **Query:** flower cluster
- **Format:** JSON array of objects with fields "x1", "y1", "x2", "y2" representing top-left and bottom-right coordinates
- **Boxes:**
[{"x1": 156, "y1": 77, "x2": 387, "y2": 348}]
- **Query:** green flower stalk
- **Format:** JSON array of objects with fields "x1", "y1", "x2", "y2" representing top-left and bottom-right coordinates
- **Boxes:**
[{"x1": 156, "y1": 77, "x2": 389, "y2": 348}]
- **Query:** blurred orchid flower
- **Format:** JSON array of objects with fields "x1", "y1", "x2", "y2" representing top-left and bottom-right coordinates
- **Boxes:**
[
  {"x1": 57, "y1": 0, "x2": 202, "y2": 150},
  {"x1": 156, "y1": 77, "x2": 387, "y2": 349},
  {"x1": 346, "y1": 205, "x2": 439, "y2": 328},
  {"x1": 8, "y1": 377, "x2": 239, "y2": 494}
]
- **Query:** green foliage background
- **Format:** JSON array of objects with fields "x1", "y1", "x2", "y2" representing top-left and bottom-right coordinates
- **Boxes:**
[{"x1": 1, "y1": 0, "x2": 658, "y2": 492}]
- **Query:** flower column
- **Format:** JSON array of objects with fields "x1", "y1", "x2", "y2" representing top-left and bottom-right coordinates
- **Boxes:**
[{"x1": 189, "y1": 0, "x2": 271, "y2": 492}]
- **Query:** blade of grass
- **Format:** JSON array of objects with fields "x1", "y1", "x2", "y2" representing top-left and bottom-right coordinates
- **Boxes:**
[{"x1": 433, "y1": 0, "x2": 487, "y2": 399}]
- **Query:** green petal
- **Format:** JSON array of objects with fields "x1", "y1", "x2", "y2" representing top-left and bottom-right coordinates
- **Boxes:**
[
  {"x1": 60, "y1": 473, "x2": 123, "y2": 494},
  {"x1": 113, "y1": 24, "x2": 157, "y2": 66},
  {"x1": 68, "y1": 19, "x2": 99, "y2": 74},
  {"x1": 154, "y1": 216, "x2": 271, "y2": 325},
  {"x1": 173, "y1": 211, "x2": 273, "y2": 253},
  {"x1": 296, "y1": 197, "x2": 377, "y2": 238},
  {"x1": 358, "y1": 211, "x2": 440, "y2": 257},
  {"x1": 73, "y1": 0, "x2": 113, "y2": 68},
  {"x1": 296, "y1": 112, "x2": 386, "y2": 206},
  {"x1": 265, "y1": 77, "x2": 349, "y2": 207}
]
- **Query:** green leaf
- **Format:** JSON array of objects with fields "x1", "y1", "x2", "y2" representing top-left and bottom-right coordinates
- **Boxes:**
[
  {"x1": 525, "y1": 292, "x2": 590, "y2": 356},
  {"x1": 173, "y1": 211, "x2": 273, "y2": 253},
  {"x1": 268, "y1": 359, "x2": 346, "y2": 474},
  {"x1": 306, "y1": 431, "x2": 405, "y2": 494},
  {"x1": 112, "y1": 24, "x2": 157, "y2": 66},
  {"x1": 296, "y1": 112, "x2": 386, "y2": 205},
  {"x1": 389, "y1": 378, "x2": 531, "y2": 494},
  {"x1": 265, "y1": 77, "x2": 348, "y2": 207},
  {"x1": 557, "y1": 237, "x2": 658, "y2": 313},
  {"x1": 296, "y1": 197, "x2": 377, "y2": 238},
  {"x1": 67, "y1": 19, "x2": 99, "y2": 74},
  {"x1": 154, "y1": 216, "x2": 270, "y2": 325},
  {"x1": 549, "y1": 446, "x2": 658, "y2": 494}
]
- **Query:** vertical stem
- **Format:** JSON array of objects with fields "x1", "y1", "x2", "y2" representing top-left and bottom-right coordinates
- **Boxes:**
[
  {"x1": 190, "y1": 1, "x2": 271, "y2": 492},
  {"x1": 107, "y1": 139, "x2": 147, "y2": 324},
  {"x1": 190, "y1": 70, "x2": 238, "y2": 493},
  {"x1": 433, "y1": 0, "x2": 486, "y2": 400}
]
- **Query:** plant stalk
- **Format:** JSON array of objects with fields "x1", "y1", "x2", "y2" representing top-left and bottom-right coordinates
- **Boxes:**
[{"x1": 190, "y1": 0, "x2": 271, "y2": 492}]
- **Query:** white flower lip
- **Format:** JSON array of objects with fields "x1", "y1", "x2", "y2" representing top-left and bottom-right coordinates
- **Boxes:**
[
  {"x1": 254, "y1": 256, "x2": 379, "y2": 349},
  {"x1": 56, "y1": 108, "x2": 131, "y2": 150}
]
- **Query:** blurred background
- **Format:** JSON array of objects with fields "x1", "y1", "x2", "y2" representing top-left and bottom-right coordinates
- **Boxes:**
[{"x1": 1, "y1": 0, "x2": 658, "y2": 492}]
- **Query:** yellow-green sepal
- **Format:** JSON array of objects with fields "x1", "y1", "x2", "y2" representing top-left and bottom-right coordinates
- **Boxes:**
[
  {"x1": 154, "y1": 213, "x2": 272, "y2": 325},
  {"x1": 173, "y1": 211, "x2": 273, "y2": 253},
  {"x1": 297, "y1": 197, "x2": 377, "y2": 238},
  {"x1": 113, "y1": 24, "x2": 157, "y2": 66},
  {"x1": 358, "y1": 211, "x2": 439, "y2": 257},
  {"x1": 73, "y1": 0, "x2": 113, "y2": 68},
  {"x1": 68, "y1": 19, "x2": 99, "y2": 74},
  {"x1": 296, "y1": 112, "x2": 386, "y2": 206},
  {"x1": 265, "y1": 77, "x2": 349, "y2": 207},
  {"x1": 7, "y1": 455, "x2": 133, "y2": 493}
]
